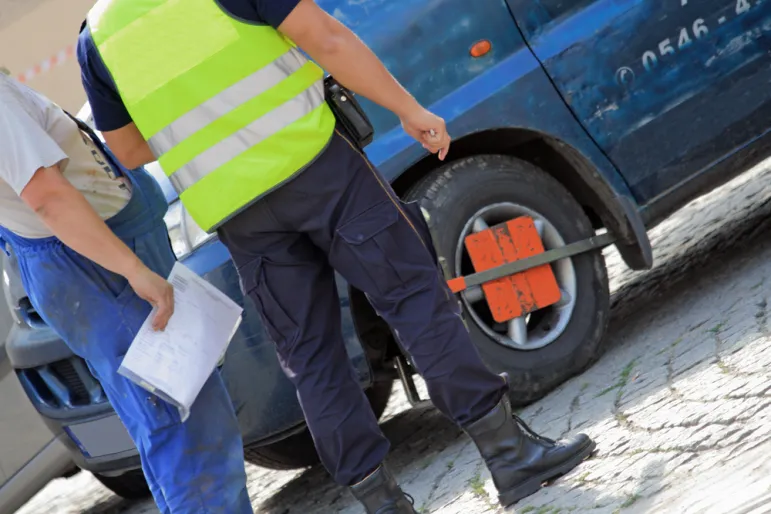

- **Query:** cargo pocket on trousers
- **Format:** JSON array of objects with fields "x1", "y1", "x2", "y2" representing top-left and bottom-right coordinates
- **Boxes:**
[
  {"x1": 335, "y1": 200, "x2": 409, "y2": 297},
  {"x1": 123, "y1": 381, "x2": 181, "y2": 431},
  {"x1": 239, "y1": 257, "x2": 300, "y2": 348}
]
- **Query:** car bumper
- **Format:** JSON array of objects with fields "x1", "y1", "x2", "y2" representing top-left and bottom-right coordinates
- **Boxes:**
[
  {"x1": 59, "y1": 411, "x2": 141, "y2": 475},
  {"x1": 5, "y1": 257, "x2": 372, "y2": 476},
  {"x1": 5, "y1": 322, "x2": 72, "y2": 370},
  {"x1": 7, "y1": 323, "x2": 142, "y2": 474}
]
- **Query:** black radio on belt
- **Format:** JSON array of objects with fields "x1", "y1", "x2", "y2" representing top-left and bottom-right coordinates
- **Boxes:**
[{"x1": 324, "y1": 76, "x2": 374, "y2": 149}]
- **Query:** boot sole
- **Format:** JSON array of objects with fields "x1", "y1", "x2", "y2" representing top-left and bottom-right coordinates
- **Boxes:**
[{"x1": 497, "y1": 439, "x2": 597, "y2": 508}]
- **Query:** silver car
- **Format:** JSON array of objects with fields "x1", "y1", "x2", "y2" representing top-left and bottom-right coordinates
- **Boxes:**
[{"x1": 0, "y1": 250, "x2": 74, "y2": 514}]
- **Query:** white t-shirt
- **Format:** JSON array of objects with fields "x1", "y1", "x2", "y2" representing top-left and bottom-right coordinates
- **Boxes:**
[{"x1": 0, "y1": 74, "x2": 131, "y2": 239}]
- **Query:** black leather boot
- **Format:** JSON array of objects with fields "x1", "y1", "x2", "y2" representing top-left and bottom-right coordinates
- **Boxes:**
[
  {"x1": 350, "y1": 464, "x2": 417, "y2": 514},
  {"x1": 464, "y1": 394, "x2": 596, "y2": 507}
]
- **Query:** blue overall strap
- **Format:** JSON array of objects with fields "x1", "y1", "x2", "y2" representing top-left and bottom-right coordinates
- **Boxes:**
[{"x1": 63, "y1": 109, "x2": 125, "y2": 178}]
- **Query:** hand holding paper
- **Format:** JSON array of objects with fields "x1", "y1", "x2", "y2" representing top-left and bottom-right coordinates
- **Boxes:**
[{"x1": 118, "y1": 262, "x2": 243, "y2": 422}]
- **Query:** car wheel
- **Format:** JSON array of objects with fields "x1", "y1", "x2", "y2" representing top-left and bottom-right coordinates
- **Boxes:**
[
  {"x1": 405, "y1": 155, "x2": 610, "y2": 406},
  {"x1": 94, "y1": 469, "x2": 150, "y2": 500},
  {"x1": 245, "y1": 379, "x2": 394, "y2": 470}
]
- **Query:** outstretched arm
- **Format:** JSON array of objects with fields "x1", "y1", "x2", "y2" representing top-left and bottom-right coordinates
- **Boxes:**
[{"x1": 277, "y1": 0, "x2": 451, "y2": 159}]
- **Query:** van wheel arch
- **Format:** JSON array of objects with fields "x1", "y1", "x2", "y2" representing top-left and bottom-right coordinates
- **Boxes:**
[{"x1": 390, "y1": 128, "x2": 651, "y2": 270}]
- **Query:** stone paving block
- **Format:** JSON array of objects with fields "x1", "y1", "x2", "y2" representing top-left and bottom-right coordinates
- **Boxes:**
[
  {"x1": 670, "y1": 342, "x2": 716, "y2": 378},
  {"x1": 724, "y1": 337, "x2": 771, "y2": 373},
  {"x1": 625, "y1": 401, "x2": 685, "y2": 431},
  {"x1": 406, "y1": 441, "x2": 478, "y2": 510},
  {"x1": 593, "y1": 430, "x2": 641, "y2": 457},
  {"x1": 617, "y1": 370, "x2": 668, "y2": 409},
  {"x1": 719, "y1": 325, "x2": 764, "y2": 356},
  {"x1": 684, "y1": 366, "x2": 742, "y2": 400},
  {"x1": 720, "y1": 423, "x2": 762, "y2": 448},
  {"x1": 622, "y1": 388, "x2": 673, "y2": 417},
  {"x1": 698, "y1": 397, "x2": 756, "y2": 425},
  {"x1": 741, "y1": 376, "x2": 771, "y2": 397}
]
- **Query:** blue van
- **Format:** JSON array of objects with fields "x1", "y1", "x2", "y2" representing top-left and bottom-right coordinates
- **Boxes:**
[{"x1": 3, "y1": 0, "x2": 770, "y2": 501}]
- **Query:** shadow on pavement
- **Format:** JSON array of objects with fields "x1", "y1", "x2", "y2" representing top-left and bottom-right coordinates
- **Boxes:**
[
  {"x1": 79, "y1": 497, "x2": 141, "y2": 514},
  {"x1": 253, "y1": 175, "x2": 771, "y2": 513},
  {"x1": 255, "y1": 404, "x2": 461, "y2": 513},
  {"x1": 514, "y1": 455, "x2": 669, "y2": 513},
  {"x1": 80, "y1": 171, "x2": 771, "y2": 513}
]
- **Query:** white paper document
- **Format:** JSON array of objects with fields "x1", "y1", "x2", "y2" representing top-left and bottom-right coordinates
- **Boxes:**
[{"x1": 118, "y1": 262, "x2": 243, "y2": 422}]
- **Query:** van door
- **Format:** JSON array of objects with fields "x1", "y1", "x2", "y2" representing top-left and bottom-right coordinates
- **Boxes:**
[{"x1": 506, "y1": 0, "x2": 771, "y2": 207}]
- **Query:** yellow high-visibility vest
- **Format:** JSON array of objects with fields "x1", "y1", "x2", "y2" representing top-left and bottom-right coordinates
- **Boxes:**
[{"x1": 87, "y1": 0, "x2": 336, "y2": 232}]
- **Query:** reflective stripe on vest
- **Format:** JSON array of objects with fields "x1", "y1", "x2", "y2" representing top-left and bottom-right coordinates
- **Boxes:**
[
  {"x1": 143, "y1": 48, "x2": 325, "y2": 194},
  {"x1": 87, "y1": 0, "x2": 336, "y2": 232},
  {"x1": 168, "y1": 81, "x2": 324, "y2": 194}
]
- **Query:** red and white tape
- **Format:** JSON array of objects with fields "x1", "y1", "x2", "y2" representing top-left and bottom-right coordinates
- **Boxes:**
[{"x1": 16, "y1": 44, "x2": 75, "y2": 83}]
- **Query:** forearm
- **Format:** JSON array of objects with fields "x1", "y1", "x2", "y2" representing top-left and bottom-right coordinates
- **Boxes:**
[
  {"x1": 296, "y1": 17, "x2": 420, "y2": 117},
  {"x1": 102, "y1": 123, "x2": 157, "y2": 170},
  {"x1": 34, "y1": 186, "x2": 143, "y2": 278}
]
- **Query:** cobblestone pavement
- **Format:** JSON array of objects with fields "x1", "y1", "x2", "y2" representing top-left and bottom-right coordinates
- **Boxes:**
[{"x1": 16, "y1": 160, "x2": 771, "y2": 514}]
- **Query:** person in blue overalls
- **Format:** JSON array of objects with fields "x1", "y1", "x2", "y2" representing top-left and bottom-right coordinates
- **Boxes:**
[
  {"x1": 78, "y1": 0, "x2": 597, "y2": 511},
  {"x1": 0, "y1": 73, "x2": 253, "y2": 512}
]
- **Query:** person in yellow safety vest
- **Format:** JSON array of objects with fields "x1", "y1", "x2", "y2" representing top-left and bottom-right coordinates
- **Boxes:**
[{"x1": 77, "y1": 0, "x2": 596, "y2": 512}]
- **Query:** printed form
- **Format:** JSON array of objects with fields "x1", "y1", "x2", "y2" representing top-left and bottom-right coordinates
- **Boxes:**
[{"x1": 118, "y1": 262, "x2": 243, "y2": 422}]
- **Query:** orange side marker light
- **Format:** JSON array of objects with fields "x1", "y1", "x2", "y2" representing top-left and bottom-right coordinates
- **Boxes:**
[{"x1": 470, "y1": 40, "x2": 492, "y2": 58}]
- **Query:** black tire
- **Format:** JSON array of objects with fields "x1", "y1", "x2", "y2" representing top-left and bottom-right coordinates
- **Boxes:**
[
  {"x1": 94, "y1": 469, "x2": 150, "y2": 500},
  {"x1": 405, "y1": 155, "x2": 610, "y2": 406},
  {"x1": 245, "y1": 379, "x2": 394, "y2": 470}
]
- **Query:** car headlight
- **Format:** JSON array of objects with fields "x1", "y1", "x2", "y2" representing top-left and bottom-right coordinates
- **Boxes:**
[
  {"x1": 2, "y1": 267, "x2": 22, "y2": 326},
  {"x1": 1, "y1": 252, "x2": 25, "y2": 326},
  {"x1": 163, "y1": 201, "x2": 215, "y2": 259},
  {"x1": 164, "y1": 201, "x2": 190, "y2": 259}
]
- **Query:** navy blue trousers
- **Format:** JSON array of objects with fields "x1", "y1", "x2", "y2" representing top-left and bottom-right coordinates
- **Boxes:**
[
  {"x1": 0, "y1": 167, "x2": 251, "y2": 513},
  {"x1": 218, "y1": 129, "x2": 507, "y2": 486}
]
